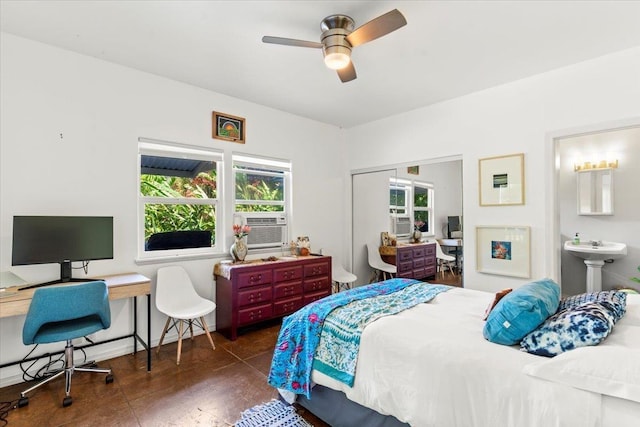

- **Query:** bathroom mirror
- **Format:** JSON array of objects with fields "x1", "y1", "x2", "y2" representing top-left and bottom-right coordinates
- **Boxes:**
[{"x1": 577, "y1": 169, "x2": 614, "y2": 215}]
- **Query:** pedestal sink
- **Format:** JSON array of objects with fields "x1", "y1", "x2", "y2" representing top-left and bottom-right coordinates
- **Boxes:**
[{"x1": 564, "y1": 241, "x2": 627, "y2": 292}]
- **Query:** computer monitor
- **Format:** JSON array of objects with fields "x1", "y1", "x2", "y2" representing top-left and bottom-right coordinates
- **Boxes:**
[
  {"x1": 12, "y1": 216, "x2": 113, "y2": 284},
  {"x1": 447, "y1": 216, "x2": 462, "y2": 239}
]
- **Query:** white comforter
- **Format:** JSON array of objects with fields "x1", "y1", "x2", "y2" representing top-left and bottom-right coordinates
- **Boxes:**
[{"x1": 311, "y1": 287, "x2": 640, "y2": 427}]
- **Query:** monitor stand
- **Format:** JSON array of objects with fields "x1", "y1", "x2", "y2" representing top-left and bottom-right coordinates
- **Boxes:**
[{"x1": 18, "y1": 261, "x2": 91, "y2": 291}]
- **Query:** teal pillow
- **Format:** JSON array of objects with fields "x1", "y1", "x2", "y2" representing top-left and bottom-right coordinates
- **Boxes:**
[{"x1": 483, "y1": 279, "x2": 560, "y2": 345}]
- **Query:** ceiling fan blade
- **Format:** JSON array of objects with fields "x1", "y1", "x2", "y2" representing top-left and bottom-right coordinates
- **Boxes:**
[
  {"x1": 345, "y1": 9, "x2": 407, "y2": 48},
  {"x1": 262, "y1": 36, "x2": 322, "y2": 49},
  {"x1": 337, "y1": 61, "x2": 357, "y2": 83}
]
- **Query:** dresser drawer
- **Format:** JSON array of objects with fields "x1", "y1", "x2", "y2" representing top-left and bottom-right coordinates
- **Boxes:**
[
  {"x1": 303, "y1": 276, "x2": 330, "y2": 293},
  {"x1": 238, "y1": 286, "x2": 272, "y2": 307},
  {"x1": 273, "y1": 296, "x2": 304, "y2": 316},
  {"x1": 237, "y1": 270, "x2": 272, "y2": 289},
  {"x1": 273, "y1": 281, "x2": 303, "y2": 299},
  {"x1": 304, "y1": 290, "x2": 330, "y2": 305},
  {"x1": 412, "y1": 247, "x2": 426, "y2": 258},
  {"x1": 425, "y1": 256, "x2": 436, "y2": 267},
  {"x1": 425, "y1": 244, "x2": 436, "y2": 256},
  {"x1": 273, "y1": 265, "x2": 303, "y2": 283},
  {"x1": 413, "y1": 258, "x2": 425, "y2": 268},
  {"x1": 413, "y1": 268, "x2": 426, "y2": 279},
  {"x1": 398, "y1": 260, "x2": 413, "y2": 273},
  {"x1": 238, "y1": 303, "x2": 273, "y2": 325},
  {"x1": 425, "y1": 266, "x2": 436, "y2": 277},
  {"x1": 397, "y1": 250, "x2": 413, "y2": 262},
  {"x1": 304, "y1": 261, "x2": 329, "y2": 277}
]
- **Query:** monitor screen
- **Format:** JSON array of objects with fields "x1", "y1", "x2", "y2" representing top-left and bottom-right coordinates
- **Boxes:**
[
  {"x1": 448, "y1": 216, "x2": 461, "y2": 232},
  {"x1": 447, "y1": 216, "x2": 462, "y2": 238},
  {"x1": 12, "y1": 216, "x2": 113, "y2": 266}
]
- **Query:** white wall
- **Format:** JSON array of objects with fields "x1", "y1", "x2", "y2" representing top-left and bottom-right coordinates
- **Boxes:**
[
  {"x1": 557, "y1": 126, "x2": 640, "y2": 295},
  {"x1": 345, "y1": 47, "x2": 640, "y2": 293},
  {"x1": 0, "y1": 34, "x2": 344, "y2": 386}
]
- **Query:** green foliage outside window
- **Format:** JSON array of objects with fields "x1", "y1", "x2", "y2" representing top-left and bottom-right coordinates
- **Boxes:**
[
  {"x1": 141, "y1": 172, "x2": 217, "y2": 241},
  {"x1": 235, "y1": 170, "x2": 284, "y2": 212}
]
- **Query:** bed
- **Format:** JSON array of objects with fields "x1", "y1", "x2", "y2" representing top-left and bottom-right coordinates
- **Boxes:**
[{"x1": 268, "y1": 279, "x2": 640, "y2": 427}]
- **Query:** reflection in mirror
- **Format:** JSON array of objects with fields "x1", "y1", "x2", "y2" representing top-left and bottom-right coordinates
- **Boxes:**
[
  {"x1": 577, "y1": 169, "x2": 614, "y2": 215},
  {"x1": 351, "y1": 159, "x2": 463, "y2": 287}
]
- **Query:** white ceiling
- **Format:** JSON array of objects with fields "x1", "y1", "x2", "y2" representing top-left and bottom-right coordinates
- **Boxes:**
[{"x1": 2, "y1": 1, "x2": 640, "y2": 128}]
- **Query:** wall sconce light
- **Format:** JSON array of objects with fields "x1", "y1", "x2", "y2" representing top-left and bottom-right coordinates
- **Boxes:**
[{"x1": 573, "y1": 158, "x2": 619, "y2": 171}]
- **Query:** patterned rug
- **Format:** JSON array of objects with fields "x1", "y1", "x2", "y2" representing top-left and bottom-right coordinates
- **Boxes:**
[{"x1": 234, "y1": 399, "x2": 313, "y2": 427}]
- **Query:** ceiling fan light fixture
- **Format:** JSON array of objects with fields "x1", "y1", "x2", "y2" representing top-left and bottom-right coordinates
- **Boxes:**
[{"x1": 324, "y1": 51, "x2": 350, "y2": 70}]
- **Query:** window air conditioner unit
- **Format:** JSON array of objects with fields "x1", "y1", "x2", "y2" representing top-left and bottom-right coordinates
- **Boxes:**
[
  {"x1": 241, "y1": 213, "x2": 288, "y2": 249},
  {"x1": 394, "y1": 216, "x2": 411, "y2": 237}
]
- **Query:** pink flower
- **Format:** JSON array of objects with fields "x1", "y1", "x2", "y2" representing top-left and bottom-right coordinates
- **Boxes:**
[
  {"x1": 308, "y1": 313, "x2": 318, "y2": 323},
  {"x1": 233, "y1": 224, "x2": 251, "y2": 238},
  {"x1": 292, "y1": 381, "x2": 301, "y2": 389},
  {"x1": 278, "y1": 341, "x2": 289, "y2": 351}
]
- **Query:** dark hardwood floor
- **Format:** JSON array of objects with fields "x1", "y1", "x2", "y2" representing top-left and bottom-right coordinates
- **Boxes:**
[{"x1": 0, "y1": 273, "x2": 461, "y2": 427}]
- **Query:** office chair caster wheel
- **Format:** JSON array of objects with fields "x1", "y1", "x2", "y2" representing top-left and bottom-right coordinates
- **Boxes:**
[
  {"x1": 106, "y1": 374, "x2": 114, "y2": 384},
  {"x1": 17, "y1": 397, "x2": 29, "y2": 408},
  {"x1": 62, "y1": 396, "x2": 73, "y2": 407}
]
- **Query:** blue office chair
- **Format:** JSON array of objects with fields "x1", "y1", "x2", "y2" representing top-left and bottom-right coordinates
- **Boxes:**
[{"x1": 18, "y1": 281, "x2": 114, "y2": 408}]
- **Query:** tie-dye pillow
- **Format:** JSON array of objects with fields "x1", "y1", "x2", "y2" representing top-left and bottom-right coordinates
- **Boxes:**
[
  {"x1": 520, "y1": 302, "x2": 616, "y2": 357},
  {"x1": 557, "y1": 290, "x2": 627, "y2": 322}
]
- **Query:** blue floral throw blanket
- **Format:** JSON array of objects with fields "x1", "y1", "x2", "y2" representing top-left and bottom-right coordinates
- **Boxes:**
[{"x1": 267, "y1": 278, "x2": 451, "y2": 398}]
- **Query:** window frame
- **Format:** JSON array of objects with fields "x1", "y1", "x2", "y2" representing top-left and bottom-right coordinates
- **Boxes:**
[
  {"x1": 389, "y1": 178, "x2": 435, "y2": 238},
  {"x1": 137, "y1": 138, "x2": 223, "y2": 261},
  {"x1": 231, "y1": 154, "x2": 292, "y2": 252},
  {"x1": 413, "y1": 181, "x2": 434, "y2": 236}
]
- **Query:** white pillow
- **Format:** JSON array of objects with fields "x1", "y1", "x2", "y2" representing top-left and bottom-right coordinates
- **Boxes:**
[
  {"x1": 523, "y1": 345, "x2": 640, "y2": 403},
  {"x1": 620, "y1": 293, "x2": 640, "y2": 326}
]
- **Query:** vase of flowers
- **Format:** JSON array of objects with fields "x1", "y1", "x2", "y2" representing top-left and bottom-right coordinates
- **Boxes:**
[
  {"x1": 412, "y1": 221, "x2": 424, "y2": 243},
  {"x1": 230, "y1": 224, "x2": 251, "y2": 262}
]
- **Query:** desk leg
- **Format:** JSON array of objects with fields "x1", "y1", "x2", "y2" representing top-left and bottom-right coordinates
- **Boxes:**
[
  {"x1": 132, "y1": 294, "x2": 152, "y2": 371},
  {"x1": 147, "y1": 294, "x2": 151, "y2": 372},
  {"x1": 133, "y1": 296, "x2": 138, "y2": 354}
]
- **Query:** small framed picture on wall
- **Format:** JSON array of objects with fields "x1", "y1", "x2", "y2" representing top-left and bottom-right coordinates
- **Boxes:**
[
  {"x1": 212, "y1": 111, "x2": 245, "y2": 144},
  {"x1": 478, "y1": 153, "x2": 524, "y2": 206}
]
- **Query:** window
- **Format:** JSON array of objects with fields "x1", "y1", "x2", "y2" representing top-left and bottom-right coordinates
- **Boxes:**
[
  {"x1": 233, "y1": 155, "x2": 289, "y2": 212},
  {"x1": 138, "y1": 139, "x2": 222, "y2": 257},
  {"x1": 389, "y1": 182, "x2": 408, "y2": 216},
  {"x1": 233, "y1": 154, "x2": 291, "y2": 249},
  {"x1": 389, "y1": 178, "x2": 434, "y2": 237},
  {"x1": 413, "y1": 183, "x2": 434, "y2": 234}
]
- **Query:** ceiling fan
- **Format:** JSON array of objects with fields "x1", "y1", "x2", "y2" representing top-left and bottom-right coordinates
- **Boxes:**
[{"x1": 262, "y1": 9, "x2": 407, "y2": 83}]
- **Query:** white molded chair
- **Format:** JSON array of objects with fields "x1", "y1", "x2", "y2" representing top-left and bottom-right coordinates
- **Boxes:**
[
  {"x1": 156, "y1": 266, "x2": 216, "y2": 365},
  {"x1": 435, "y1": 241, "x2": 456, "y2": 278},
  {"x1": 367, "y1": 243, "x2": 397, "y2": 283},
  {"x1": 328, "y1": 252, "x2": 357, "y2": 293}
]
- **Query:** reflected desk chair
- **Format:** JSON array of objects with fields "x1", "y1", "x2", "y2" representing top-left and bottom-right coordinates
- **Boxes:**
[
  {"x1": 323, "y1": 250, "x2": 357, "y2": 293},
  {"x1": 19, "y1": 281, "x2": 114, "y2": 408},
  {"x1": 435, "y1": 240, "x2": 456, "y2": 278},
  {"x1": 367, "y1": 243, "x2": 397, "y2": 283}
]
